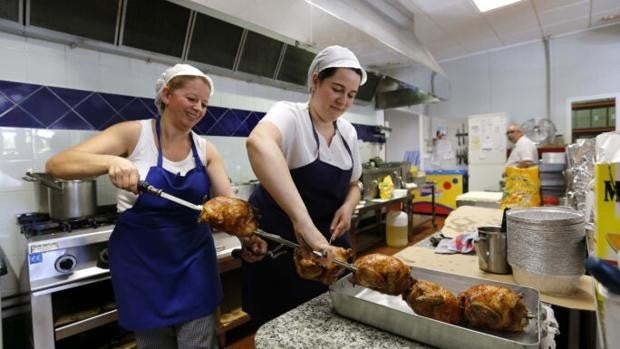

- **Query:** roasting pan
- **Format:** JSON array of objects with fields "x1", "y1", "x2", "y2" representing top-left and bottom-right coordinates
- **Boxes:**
[{"x1": 329, "y1": 266, "x2": 540, "y2": 349}]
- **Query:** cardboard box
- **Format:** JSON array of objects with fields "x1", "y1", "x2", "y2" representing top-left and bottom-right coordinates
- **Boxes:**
[{"x1": 594, "y1": 162, "x2": 620, "y2": 264}]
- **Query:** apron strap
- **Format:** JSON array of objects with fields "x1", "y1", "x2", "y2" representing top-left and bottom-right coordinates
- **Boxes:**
[
  {"x1": 308, "y1": 112, "x2": 353, "y2": 164},
  {"x1": 155, "y1": 118, "x2": 204, "y2": 171}
]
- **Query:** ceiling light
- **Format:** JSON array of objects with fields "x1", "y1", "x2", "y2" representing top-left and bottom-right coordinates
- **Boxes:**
[{"x1": 472, "y1": 0, "x2": 524, "y2": 12}]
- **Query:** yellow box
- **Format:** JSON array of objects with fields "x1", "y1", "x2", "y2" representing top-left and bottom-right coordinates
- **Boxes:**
[
  {"x1": 594, "y1": 162, "x2": 620, "y2": 264},
  {"x1": 411, "y1": 170, "x2": 466, "y2": 215}
]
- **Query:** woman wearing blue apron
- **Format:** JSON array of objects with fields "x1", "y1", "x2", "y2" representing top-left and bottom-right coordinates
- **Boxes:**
[
  {"x1": 243, "y1": 46, "x2": 367, "y2": 327},
  {"x1": 46, "y1": 64, "x2": 263, "y2": 348}
]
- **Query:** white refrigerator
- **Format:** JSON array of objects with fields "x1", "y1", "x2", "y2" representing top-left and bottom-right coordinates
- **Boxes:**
[{"x1": 467, "y1": 113, "x2": 508, "y2": 191}]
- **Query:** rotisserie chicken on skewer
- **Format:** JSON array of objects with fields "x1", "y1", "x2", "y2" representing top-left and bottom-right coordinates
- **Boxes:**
[
  {"x1": 198, "y1": 196, "x2": 257, "y2": 237},
  {"x1": 350, "y1": 253, "x2": 414, "y2": 296},
  {"x1": 402, "y1": 279, "x2": 462, "y2": 324},
  {"x1": 459, "y1": 284, "x2": 529, "y2": 332},
  {"x1": 138, "y1": 180, "x2": 257, "y2": 237}
]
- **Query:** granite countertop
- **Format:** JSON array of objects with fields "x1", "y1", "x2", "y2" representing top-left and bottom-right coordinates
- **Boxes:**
[{"x1": 255, "y1": 293, "x2": 433, "y2": 349}]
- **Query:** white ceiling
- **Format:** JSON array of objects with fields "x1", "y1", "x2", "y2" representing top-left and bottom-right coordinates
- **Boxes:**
[{"x1": 393, "y1": 0, "x2": 620, "y2": 62}]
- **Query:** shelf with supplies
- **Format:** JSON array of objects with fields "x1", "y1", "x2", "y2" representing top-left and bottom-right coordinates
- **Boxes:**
[
  {"x1": 350, "y1": 194, "x2": 413, "y2": 256},
  {"x1": 350, "y1": 187, "x2": 436, "y2": 256}
]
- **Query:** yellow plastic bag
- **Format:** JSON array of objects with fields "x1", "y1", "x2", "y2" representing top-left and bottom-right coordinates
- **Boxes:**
[
  {"x1": 378, "y1": 175, "x2": 394, "y2": 199},
  {"x1": 501, "y1": 166, "x2": 541, "y2": 209}
]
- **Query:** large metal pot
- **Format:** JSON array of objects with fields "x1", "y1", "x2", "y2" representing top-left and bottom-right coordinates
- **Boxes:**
[{"x1": 24, "y1": 171, "x2": 97, "y2": 220}]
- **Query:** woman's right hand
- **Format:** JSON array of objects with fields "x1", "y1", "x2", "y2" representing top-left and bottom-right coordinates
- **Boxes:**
[
  {"x1": 293, "y1": 220, "x2": 336, "y2": 266},
  {"x1": 107, "y1": 157, "x2": 140, "y2": 194}
]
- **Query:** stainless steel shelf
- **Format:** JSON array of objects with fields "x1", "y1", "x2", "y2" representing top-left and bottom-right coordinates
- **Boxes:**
[{"x1": 55, "y1": 309, "x2": 118, "y2": 340}]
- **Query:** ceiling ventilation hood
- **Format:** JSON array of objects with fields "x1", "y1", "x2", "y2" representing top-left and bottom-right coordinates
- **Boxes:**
[
  {"x1": 172, "y1": 0, "x2": 447, "y2": 106},
  {"x1": 374, "y1": 76, "x2": 439, "y2": 110},
  {"x1": 306, "y1": 0, "x2": 446, "y2": 77},
  {"x1": 0, "y1": 0, "x2": 317, "y2": 92},
  {"x1": 0, "y1": 0, "x2": 444, "y2": 108}
]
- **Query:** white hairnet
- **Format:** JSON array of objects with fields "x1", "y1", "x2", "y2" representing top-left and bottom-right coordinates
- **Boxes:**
[
  {"x1": 306, "y1": 45, "x2": 367, "y2": 90},
  {"x1": 154, "y1": 64, "x2": 214, "y2": 114}
]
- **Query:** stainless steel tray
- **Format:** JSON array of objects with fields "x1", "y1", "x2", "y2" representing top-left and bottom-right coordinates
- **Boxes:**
[{"x1": 329, "y1": 266, "x2": 540, "y2": 349}]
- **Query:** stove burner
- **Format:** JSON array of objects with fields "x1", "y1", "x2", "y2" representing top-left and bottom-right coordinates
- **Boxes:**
[
  {"x1": 17, "y1": 210, "x2": 119, "y2": 238},
  {"x1": 97, "y1": 248, "x2": 110, "y2": 269}
]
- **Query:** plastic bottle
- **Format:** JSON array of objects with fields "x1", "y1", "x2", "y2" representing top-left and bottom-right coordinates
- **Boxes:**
[{"x1": 386, "y1": 211, "x2": 408, "y2": 247}]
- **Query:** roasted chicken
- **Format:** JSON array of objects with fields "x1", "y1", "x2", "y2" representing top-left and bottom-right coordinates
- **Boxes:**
[
  {"x1": 459, "y1": 284, "x2": 529, "y2": 332},
  {"x1": 403, "y1": 279, "x2": 462, "y2": 324},
  {"x1": 199, "y1": 196, "x2": 257, "y2": 237},
  {"x1": 350, "y1": 254, "x2": 414, "y2": 295},
  {"x1": 294, "y1": 246, "x2": 353, "y2": 285}
]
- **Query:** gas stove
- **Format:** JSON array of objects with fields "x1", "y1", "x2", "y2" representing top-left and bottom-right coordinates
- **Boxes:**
[
  {"x1": 25, "y1": 224, "x2": 114, "y2": 292},
  {"x1": 17, "y1": 210, "x2": 118, "y2": 239},
  {"x1": 20, "y1": 217, "x2": 120, "y2": 349},
  {"x1": 18, "y1": 209, "x2": 118, "y2": 293}
]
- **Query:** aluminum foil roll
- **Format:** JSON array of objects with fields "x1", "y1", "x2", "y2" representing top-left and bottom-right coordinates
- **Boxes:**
[
  {"x1": 506, "y1": 207, "x2": 585, "y2": 276},
  {"x1": 565, "y1": 139, "x2": 595, "y2": 222}
]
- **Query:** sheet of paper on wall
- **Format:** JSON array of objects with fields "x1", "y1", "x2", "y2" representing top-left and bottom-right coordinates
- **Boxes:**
[
  {"x1": 469, "y1": 124, "x2": 480, "y2": 151},
  {"x1": 471, "y1": 138, "x2": 481, "y2": 151},
  {"x1": 436, "y1": 139, "x2": 452, "y2": 154},
  {"x1": 481, "y1": 135, "x2": 493, "y2": 150},
  {"x1": 443, "y1": 152, "x2": 455, "y2": 160}
]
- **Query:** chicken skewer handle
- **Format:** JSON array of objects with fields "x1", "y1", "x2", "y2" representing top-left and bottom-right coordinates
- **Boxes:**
[
  {"x1": 255, "y1": 229, "x2": 357, "y2": 272},
  {"x1": 138, "y1": 180, "x2": 203, "y2": 212}
]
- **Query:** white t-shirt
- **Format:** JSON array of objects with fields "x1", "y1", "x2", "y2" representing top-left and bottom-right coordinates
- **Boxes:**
[
  {"x1": 116, "y1": 119, "x2": 208, "y2": 212},
  {"x1": 260, "y1": 101, "x2": 362, "y2": 182},
  {"x1": 506, "y1": 135, "x2": 538, "y2": 166}
]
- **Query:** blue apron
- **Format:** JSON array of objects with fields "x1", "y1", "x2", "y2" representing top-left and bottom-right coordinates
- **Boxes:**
[
  {"x1": 109, "y1": 119, "x2": 222, "y2": 331},
  {"x1": 243, "y1": 115, "x2": 354, "y2": 327}
]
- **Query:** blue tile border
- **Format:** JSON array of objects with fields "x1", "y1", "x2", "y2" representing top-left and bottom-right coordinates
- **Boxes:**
[{"x1": 0, "y1": 79, "x2": 383, "y2": 142}]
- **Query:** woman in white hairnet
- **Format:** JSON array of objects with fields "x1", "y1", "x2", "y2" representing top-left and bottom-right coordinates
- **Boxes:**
[
  {"x1": 243, "y1": 45, "x2": 366, "y2": 326},
  {"x1": 46, "y1": 63, "x2": 264, "y2": 348}
]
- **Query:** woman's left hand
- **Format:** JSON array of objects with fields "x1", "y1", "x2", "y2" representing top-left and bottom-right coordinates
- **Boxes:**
[{"x1": 329, "y1": 204, "x2": 353, "y2": 241}]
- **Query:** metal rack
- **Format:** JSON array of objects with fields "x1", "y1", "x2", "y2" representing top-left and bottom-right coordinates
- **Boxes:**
[{"x1": 350, "y1": 195, "x2": 410, "y2": 255}]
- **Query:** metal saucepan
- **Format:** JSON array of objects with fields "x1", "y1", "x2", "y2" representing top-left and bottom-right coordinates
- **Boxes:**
[{"x1": 23, "y1": 171, "x2": 97, "y2": 220}]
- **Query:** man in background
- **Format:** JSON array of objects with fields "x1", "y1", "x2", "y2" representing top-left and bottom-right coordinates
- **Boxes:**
[{"x1": 505, "y1": 123, "x2": 538, "y2": 168}]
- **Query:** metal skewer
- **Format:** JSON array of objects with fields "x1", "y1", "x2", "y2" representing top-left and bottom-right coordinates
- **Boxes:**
[
  {"x1": 138, "y1": 180, "x2": 203, "y2": 211},
  {"x1": 138, "y1": 180, "x2": 357, "y2": 272},
  {"x1": 254, "y1": 229, "x2": 357, "y2": 272}
]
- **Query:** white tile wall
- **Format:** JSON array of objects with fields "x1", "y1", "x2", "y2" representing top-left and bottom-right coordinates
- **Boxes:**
[
  {"x1": 25, "y1": 38, "x2": 67, "y2": 87},
  {"x1": 0, "y1": 34, "x2": 27, "y2": 82},
  {"x1": 385, "y1": 110, "x2": 420, "y2": 163},
  {"x1": 0, "y1": 31, "x2": 380, "y2": 297}
]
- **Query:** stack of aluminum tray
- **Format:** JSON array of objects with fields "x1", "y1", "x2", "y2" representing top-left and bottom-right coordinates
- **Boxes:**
[{"x1": 329, "y1": 267, "x2": 540, "y2": 349}]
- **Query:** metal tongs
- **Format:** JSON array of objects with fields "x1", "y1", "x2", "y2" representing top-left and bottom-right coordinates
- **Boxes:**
[{"x1": 138, "y1": 180, "x2": 357, "y2": 272}]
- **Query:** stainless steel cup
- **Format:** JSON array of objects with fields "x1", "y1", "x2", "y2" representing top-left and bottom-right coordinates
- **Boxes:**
[{"x1": 474, "y1": 225, "x2": 511, "y2": 274}]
